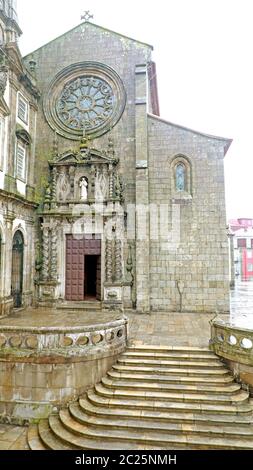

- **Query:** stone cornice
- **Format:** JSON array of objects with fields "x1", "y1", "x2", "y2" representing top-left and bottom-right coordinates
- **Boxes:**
[{"x1": 0, "y1": 188, "x2": 38, "y2": 209}]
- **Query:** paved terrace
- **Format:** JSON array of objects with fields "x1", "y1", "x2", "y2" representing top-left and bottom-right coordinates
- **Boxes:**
[{"x1": 0, "y1": 280, "x2": 252, "y2": 450}]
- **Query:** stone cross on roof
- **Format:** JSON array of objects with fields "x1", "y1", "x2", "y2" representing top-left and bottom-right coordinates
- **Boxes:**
[{"x1": 81, "y1": 11, "x2": 94, "y2": 22}]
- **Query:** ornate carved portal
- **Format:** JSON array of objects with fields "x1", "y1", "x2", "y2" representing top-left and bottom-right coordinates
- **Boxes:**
[{"x1": 38, "y1": 137, "x2": 127, "y2": 307}]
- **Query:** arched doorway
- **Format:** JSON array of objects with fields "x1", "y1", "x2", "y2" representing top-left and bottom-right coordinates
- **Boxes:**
[{"x1": 11, "y1": 231, "x2": 24, "y2": 308}]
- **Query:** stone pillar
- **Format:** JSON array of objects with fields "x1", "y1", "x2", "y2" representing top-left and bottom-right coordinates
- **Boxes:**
[
  {"x1": 106, "y1": 238, "x2": 113, "y2": 282},
  {"x1": 115, "y1": 239, "x2": 122, "y2": 281},
  {"x1": 228, "y1": 232, "x2": 235, "y2": 288},
  {"x1": 39, "y1": 219, "x2": 59, "y2": 305},
  {"x1": 0, "y1": 214, "x2": 14, "y2": 315},
  {"x1": 135, "y1": 64, "x2": 150, "y2": 313},
  {"x1": 51, "y1": 223, "x2": 58, "y2": 282},
  {"x1": 108, "y1": 164, "x2": 114, "y2": 199},
  {"x1": 42, "y1": 224, "x2": 50, "y2": 281},
  {"x1": 51, "y1": 168, "x2": 57, "y2": 202}
]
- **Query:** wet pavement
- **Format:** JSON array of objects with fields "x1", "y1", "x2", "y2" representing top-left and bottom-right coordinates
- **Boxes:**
[
  {"x1": 230, "y1": 281, "x2": 253, "y2": 329},
  {"x1": 0, "y1": 281, "x2": 253, "y2": 450}
]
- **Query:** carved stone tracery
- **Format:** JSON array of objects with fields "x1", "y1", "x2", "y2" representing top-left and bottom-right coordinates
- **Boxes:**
[{"x1": 57, "y1": 76, "x2": 115, "y2": 132}]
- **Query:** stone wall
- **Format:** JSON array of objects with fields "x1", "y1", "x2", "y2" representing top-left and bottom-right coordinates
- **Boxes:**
[
  {"x1": 24, "y1": 22, "x2": 152, "y2": 205},
  {"x1": 148, "y1": 115, "x2": 230, "y2": 313},
  {"x1": 0, "y1": 316, "x2": 128, "y2": 423}
]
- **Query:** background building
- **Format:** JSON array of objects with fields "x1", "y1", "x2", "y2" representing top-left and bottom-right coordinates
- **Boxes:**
[{"x1": 229, "y1": 218, "x2": 253, "y2": 281}]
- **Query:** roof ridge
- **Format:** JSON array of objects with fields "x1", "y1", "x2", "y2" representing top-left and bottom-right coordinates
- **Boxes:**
[{"x1": 23, "y1": 21, "x2": 153, "y2": 58}]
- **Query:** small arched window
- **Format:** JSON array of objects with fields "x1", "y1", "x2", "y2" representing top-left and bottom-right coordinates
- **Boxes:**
[
  {"x1": 170, "y1": 154, "x2": 192, "y2": 199},
  {"x1": 175, "y1": 163, "x2": 186, "y2": 192}
]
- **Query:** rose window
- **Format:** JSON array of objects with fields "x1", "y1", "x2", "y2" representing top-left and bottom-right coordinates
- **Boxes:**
[
  {"x1": 43, "y1": 62, "x2": 126, "y2": 140},
  {"x1": 56, "y1": 77, "x2": 115, "y2": 131}
]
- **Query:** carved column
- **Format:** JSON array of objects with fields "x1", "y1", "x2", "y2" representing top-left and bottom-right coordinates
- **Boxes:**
[
  {"x1": 126, "y1": 244, "x2": 134, "y2": 284},
  {"x1": 108, "y1": 164, "x2": 114, "y2": 199},
  {"x1": 42, "y1": 225, "x2": 50, "y2": 281},
  {"x1": 115, "y1": 239, "x2": 122, "y2": 281},
  {"x1": 51, "y1": 167, "x2": 57, "y2": 205},
  {"x1": 106, "y1": 238, "x2": 113, "y2": 282},
  {"x1": 51, "y1": 223, "x2": 58, "y2": 281}
]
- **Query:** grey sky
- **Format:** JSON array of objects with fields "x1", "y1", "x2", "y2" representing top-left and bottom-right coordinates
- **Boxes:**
[{"x1": 18, "y1": 0, "x2": 253, "y2": 220}]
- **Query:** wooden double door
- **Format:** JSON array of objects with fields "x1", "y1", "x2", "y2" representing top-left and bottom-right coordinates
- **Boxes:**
[{"x1": 65, "y1": 235, "x2": 101, "y2": 301}]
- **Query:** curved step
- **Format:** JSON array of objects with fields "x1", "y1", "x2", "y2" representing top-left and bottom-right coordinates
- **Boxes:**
[
  {"x1": 103, "y1": 375, "x2": 241, "y2": 394},
  {"x1": 49, "y1": 414, "x2": 151, "y2": 450},
  {"x1": 128, "y1": 345, "x2": 213, "y2": 353},
  {"x1": 94, "y1": 382, "x2": 249, "y2": 405},
  {"x1": 108, "y1": 369, "x2": 234, "y2": 385},
  {"x1": 122, "y1": 352, "x2": 220, "y2": 361},
  {"x1": 38, "y1": 420, "x2": 77, "y2": 450},
  {"x1": 79, "y1": 395, "x2": 253, "y2": 426},
  {"x1": 87, "y1": 389, "x2": 252, "y2": 414},
  {"x1": 117, "y1": 358, "x2": 224, "y2": 368},
  {"x1": 57, "y1": 409, "x2": 253, "y2": 450},
  {"x1": 112, "y1": 364, "x2": 231, "y2": 376},
  {"x1": 69, "y1": 402, "x2": 253, "y2": 439},
  {"x1": 27, "y1": 425, "x2": 47, "y2": 450}
]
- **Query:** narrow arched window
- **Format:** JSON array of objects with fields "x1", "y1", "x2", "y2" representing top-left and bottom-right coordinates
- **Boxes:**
[{"x1": 175, "y1": 163, "x2": 186, "y2": 192}]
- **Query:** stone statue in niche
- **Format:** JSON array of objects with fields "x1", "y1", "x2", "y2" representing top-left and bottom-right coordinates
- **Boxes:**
[
  {"x1": 57, "y1": 167, "x2": 70, "y2": 202},
  {"x1": 95, "y1": 166, "x2": 108, "y2": 201},
  {"x1": 79, "y1": 177, "x2": 88, "y2": 201}
]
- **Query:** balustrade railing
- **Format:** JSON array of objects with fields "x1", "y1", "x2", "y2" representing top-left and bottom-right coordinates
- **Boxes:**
[{"x1": 210, "y1": 319, "x2": 253, "y2": 366}]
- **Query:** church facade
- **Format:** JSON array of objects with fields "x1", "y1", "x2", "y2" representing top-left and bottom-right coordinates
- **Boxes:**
[{"x1": 0, "y1": 2, "x2": 231, "y2": 316}]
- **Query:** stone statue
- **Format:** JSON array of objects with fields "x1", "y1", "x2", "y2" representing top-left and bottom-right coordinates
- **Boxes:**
[
  {"x1": 95, "y1": 168, "x2": 108, "y2": 201},
  {"x1": 79, "y1": 177, "x2": 88, "y2": 201},
  {"x1": 57, "y1": 168, "x2": 70, "y2": 202}
]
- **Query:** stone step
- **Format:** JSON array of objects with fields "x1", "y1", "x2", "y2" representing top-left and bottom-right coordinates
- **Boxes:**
[
  {"x1": 38, "y1": 420, "x2": 78, "y2": 450},
  {"x1": 69, "y1": 402, "x2": 253, "y2": 439},
  {"x1": 122, "y1": 351, "x2": 219, "y2": 361},
  {"x1": 57, "y1": 301, "x2": 102, "y2": 311},
  {"x1": 112, "y1": 364, "x2": 231, "y2": 377},
  {"x1": 87, "y1": 389, "x2": 252, "y2": 414},
  {"x1": 95, "y1": 383, "x2": 249, "y2": 405},
  {"x1": 117, "y1": 358, "x2": 224, "y2": 368},
  {"x1": 102, "y1": 376, "x2": 241, "y2": 395},
  {"x1": 27, "y1": 424, "x2": 48, "y2": 451},
  {"x1": 79, "y1": 395, "x2": 253, "y2": 425},
  {"x1": 108, "y1": 370, "x2": 234, "y2": 385},
  {"x1": 128, "y1": 345, "x2": 213, "y2": 354},
  {"x1": 53, "y1": 409, "x2": 253, "y2": 450},
  {"x1": 48, "y1": 415, "x2": 148, "y2": 450}
]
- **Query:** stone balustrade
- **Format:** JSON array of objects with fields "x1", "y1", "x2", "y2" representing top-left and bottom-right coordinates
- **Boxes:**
[
  {"x1": 0, "y1": 317, "x2": 128, "y2": 359},
  {"x1": 210, "y1": 319, "x2": 253, "y2": 394},
  {"x1": 0, "y1": 315, "x2": 128, "y2": 423}
]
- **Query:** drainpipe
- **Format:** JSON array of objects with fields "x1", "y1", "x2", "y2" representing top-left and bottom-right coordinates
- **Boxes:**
[{"x1": 176, "y1": 280, "x2": 185, "y2": 313}]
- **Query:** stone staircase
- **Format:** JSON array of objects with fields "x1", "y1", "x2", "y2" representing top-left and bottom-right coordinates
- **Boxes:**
[
  {"x1": 56, "y1": 301, "x2": 102, "y2": 312},
  {"x1": 27, "y1": 345, "x2": 253, "y2": 450}
]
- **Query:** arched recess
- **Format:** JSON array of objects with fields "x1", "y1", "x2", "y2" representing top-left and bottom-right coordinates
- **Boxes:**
[
  {"x1": 11, "y1": 230, "x2": 24, "y2": 308},
  {"x1": 170, "y1": 154, "x2": 192, "y2": 197}
]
